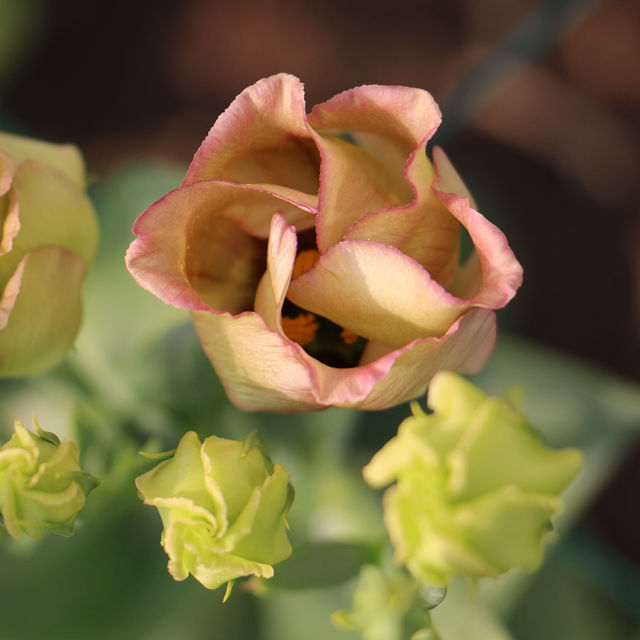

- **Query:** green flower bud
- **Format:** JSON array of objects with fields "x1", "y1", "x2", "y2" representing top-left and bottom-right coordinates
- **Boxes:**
[
  {"x1": 136, "y1": 431, "x2": 294, "y2": 593},
  {"x1": 0, "y1": 418, "x2": 99, "y2": 538},
  {"x1": 0, "y1": 131, "x2": 98, "y2": 376},
  {"x1": 363, "y1": 372, "x2": 582, "y2": 586},
  {"x1": 332, "y1": 565, "x2": 440, "y2": 640}
]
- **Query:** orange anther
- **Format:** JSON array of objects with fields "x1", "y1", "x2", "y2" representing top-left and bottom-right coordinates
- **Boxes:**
[
  {"x1": 282, "y1": 313, "x2": 319, "y2": 346},
  {"x1": 292, "y1": 249, "x2": 320, "y2": 280},
  {"x1": 340, "y1": 327, "x2": 360, "y2": 345}
]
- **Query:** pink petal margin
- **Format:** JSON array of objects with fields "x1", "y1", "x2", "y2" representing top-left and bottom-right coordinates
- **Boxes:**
[
  {"x1": 0, "y1": 150, "x2": 19, "y2": 256},
  {"x1": 307, "y1": 83, "x2": 442, "y2": 253},
  {"x1": 190, "y1": 300, "x2": 496, "y2": 412},
  {"x1": 183, "y1": 74, "x2": 319, "y2": 196},
  {"x1": 432, "y1": 147, "x2": 523, "y2": 309},
  {"x1": 304, "y1": 307, "x2": 497, "y2": 410},
  {"x1": 0, "y1": 149, "x2": 15, "y2": 196},
  {"x1": 126, "y1": 180, "x2": 315, "y2": 313},
  {"x1": 253, "y1": 213, "x2": 298, "y2": 333}
]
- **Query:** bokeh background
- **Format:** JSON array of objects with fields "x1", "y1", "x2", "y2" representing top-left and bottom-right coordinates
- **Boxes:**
[{"x1": 0, "y1": 0, "x2": 639, "y2": 638}]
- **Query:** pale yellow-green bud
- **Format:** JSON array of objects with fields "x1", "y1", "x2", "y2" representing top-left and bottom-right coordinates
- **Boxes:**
[
  {"x1": 0, "y1": 418, "x2": 99, "y2": 538},
  {"x1": 136, "y1": 431, "x2": 294, "y2": 593},
  {"x1": 0, "y1": 131, "x2": 98, "y2": 376},
  {"x1": 332, "y1": 565, "x2": 439, "y2": 640},
  {"x1": 363, "y1": 372, "x2": 582, "y2": 586}
]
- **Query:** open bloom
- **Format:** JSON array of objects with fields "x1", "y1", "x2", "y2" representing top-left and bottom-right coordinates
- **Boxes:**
[
  {"x1": 0, "y1": 418, "x2": 98, "y2": 539},
  {"x1": 0, "y1": 132, "x2": 98, "y2": 376},
  {"x1": 136, "y1": 431, "x2": 293, "y2": 592},
  {"x1": 363, "y1": 372, "x2": 582, "y2": 586},
  {"x1": 126, "y1": 74, "x2": 522, "y2": 411}
]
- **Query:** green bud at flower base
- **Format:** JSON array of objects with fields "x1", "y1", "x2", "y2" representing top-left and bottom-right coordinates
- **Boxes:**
[
  {"x1": 332, "y1": 565, "x2": 440, "y2": 640},
  {"x1": 136, "y1": 431, "x2": 294, "y2": 593},
  {"x1": 363, "y1": 372, "x2": 582, "y2": 586},
  {"x1": 0, "y1": 131, "x2": 98, "y2": 376},
  {"x1": 0, "y1": 418, "x2": 99, "y2": 539}
]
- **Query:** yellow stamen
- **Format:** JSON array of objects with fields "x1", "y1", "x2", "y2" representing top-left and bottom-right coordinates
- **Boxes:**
[
  {"x1": 340, "y1": 328, "x2": 360, "y2": 345},
  {"x1": 282, "y1": 313, "x2": 319, "y2": 346},
  {"x1": 292, "y1": 249, "x2": 320, "y2": 279}
]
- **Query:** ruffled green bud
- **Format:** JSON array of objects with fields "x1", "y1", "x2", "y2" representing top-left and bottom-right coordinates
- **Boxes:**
[
  {"x1": 332, "y1": 565, "x2": 440, "y2": 640},
  {"x1": 136, "y1": 431, "x2": 294, "y2": 593},
  {"x1": 0, "y1": 418, "x2": 99, "y2": 538},
  {"x1": 0, "y1": 131, "x2": 98, "y2": 376},
  {"x1": 363, "y1": 372, "x2": 582, "y2": 586}
]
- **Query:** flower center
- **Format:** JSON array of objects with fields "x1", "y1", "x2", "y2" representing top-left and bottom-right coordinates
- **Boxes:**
[
  {"x1": 282, "y1": 249, "x2": 366, "y2": 367},
  {"x1": 291, "y1": 248, "x2": 320, "y2": 279},
  {"x1": 281, "y1": 313, "x2": 319, "y2": 346}
]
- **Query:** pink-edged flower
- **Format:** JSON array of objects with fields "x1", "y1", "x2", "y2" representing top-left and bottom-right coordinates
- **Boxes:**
[{"x1": 126, "y1": 74, "x2": 522, "y2": 412}]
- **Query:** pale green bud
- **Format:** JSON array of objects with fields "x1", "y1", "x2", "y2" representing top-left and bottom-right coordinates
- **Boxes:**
[
  {"x1": 0, "y1": 418, "x2": 99, "y2": 538},
  {"x1": 0, "y1": 131, "x2": 98, "y2": 376},
  {"x1": 136, "y1": 431, "x2": 294, "y2": 593},
  {"x1": 363, "y1": 372, "x2": 582, "y2": 586},
  {"x1": 332, "y1": 565, "x2": 440, "y2": 640}
]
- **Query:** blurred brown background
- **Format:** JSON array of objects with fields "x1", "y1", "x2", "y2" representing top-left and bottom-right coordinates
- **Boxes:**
[{"x1": 1, "y1": 0, "x2": 639, "y2": 578}]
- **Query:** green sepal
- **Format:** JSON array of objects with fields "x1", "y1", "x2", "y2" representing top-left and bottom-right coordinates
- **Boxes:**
[
  {"x1": 138, "y1": 449, "x2": 176, "y2": 461},
  {"x1": 33, "y1": 416, "x2": 60, "y2": 447},
  {"x1": 65, "y1": 471, "x2": 100, "y2": 496}
]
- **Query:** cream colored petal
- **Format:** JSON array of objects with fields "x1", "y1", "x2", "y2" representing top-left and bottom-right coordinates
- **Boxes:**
[
  {"x1": 308, "y1": 84, "x2": 442, "y2": 251},
  {"x1": 308, "y1": 83, "x2": 441, "y2": 167},
  {"x1": 0, "y1": 132, "x2": 86, "y2": 188},
  {"x1": 126, "y1": 180, "x2": 313, "y2": 315},
  {"x1": 184, "y1": 73, "x2": 319, "y2": 198},
  {"x1": 190, "y1": 309, "x2": 322, "y2": 412},
  {"x1": 192, "y1": 287, "x2": 494, "y2": 413},
  {"x1": 0, "y1": 160, "x2": 97, "y2": 290},
  {"x1": 433, "y1": 148, "x2": 523, "y2": 308},
  {"x1": 430, "y1": 146, "x2": 476, "y2": 208},
  {"x1": 0, "y1": 246, "x2": 86, "y2": 376},
  {"x1": 343, "y1": 169, "x2": 461, "y2": 288},
  {"x1": 309, "y1": 134, "x2": 410, "y2": 251},
  {"x1": 253, "y1": 213, "x2": 297, "y2": 332},
  {"x1": 287, "y1": 240, "x2": 467, "y2": 348},
  {"x1": 306, "y1": 308, "x2": 496, "y2": 410}
]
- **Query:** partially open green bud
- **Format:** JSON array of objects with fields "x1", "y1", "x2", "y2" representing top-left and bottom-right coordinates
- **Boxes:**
[
  {"x1": 136, "y1": 431, "x2": 294, "y2": 593},
  {"x1": 332, "y1": 565, "x2": 439, "y2": 640},
  {"x1": 0, "y1": 418, "x2": 99, "y2": 538},
  {"x1": 363, "y1": 372, "x2": 582, "y2": 586},
  {"x1": 0, "y1": 131, "x2": 98, "y2": 376}
]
